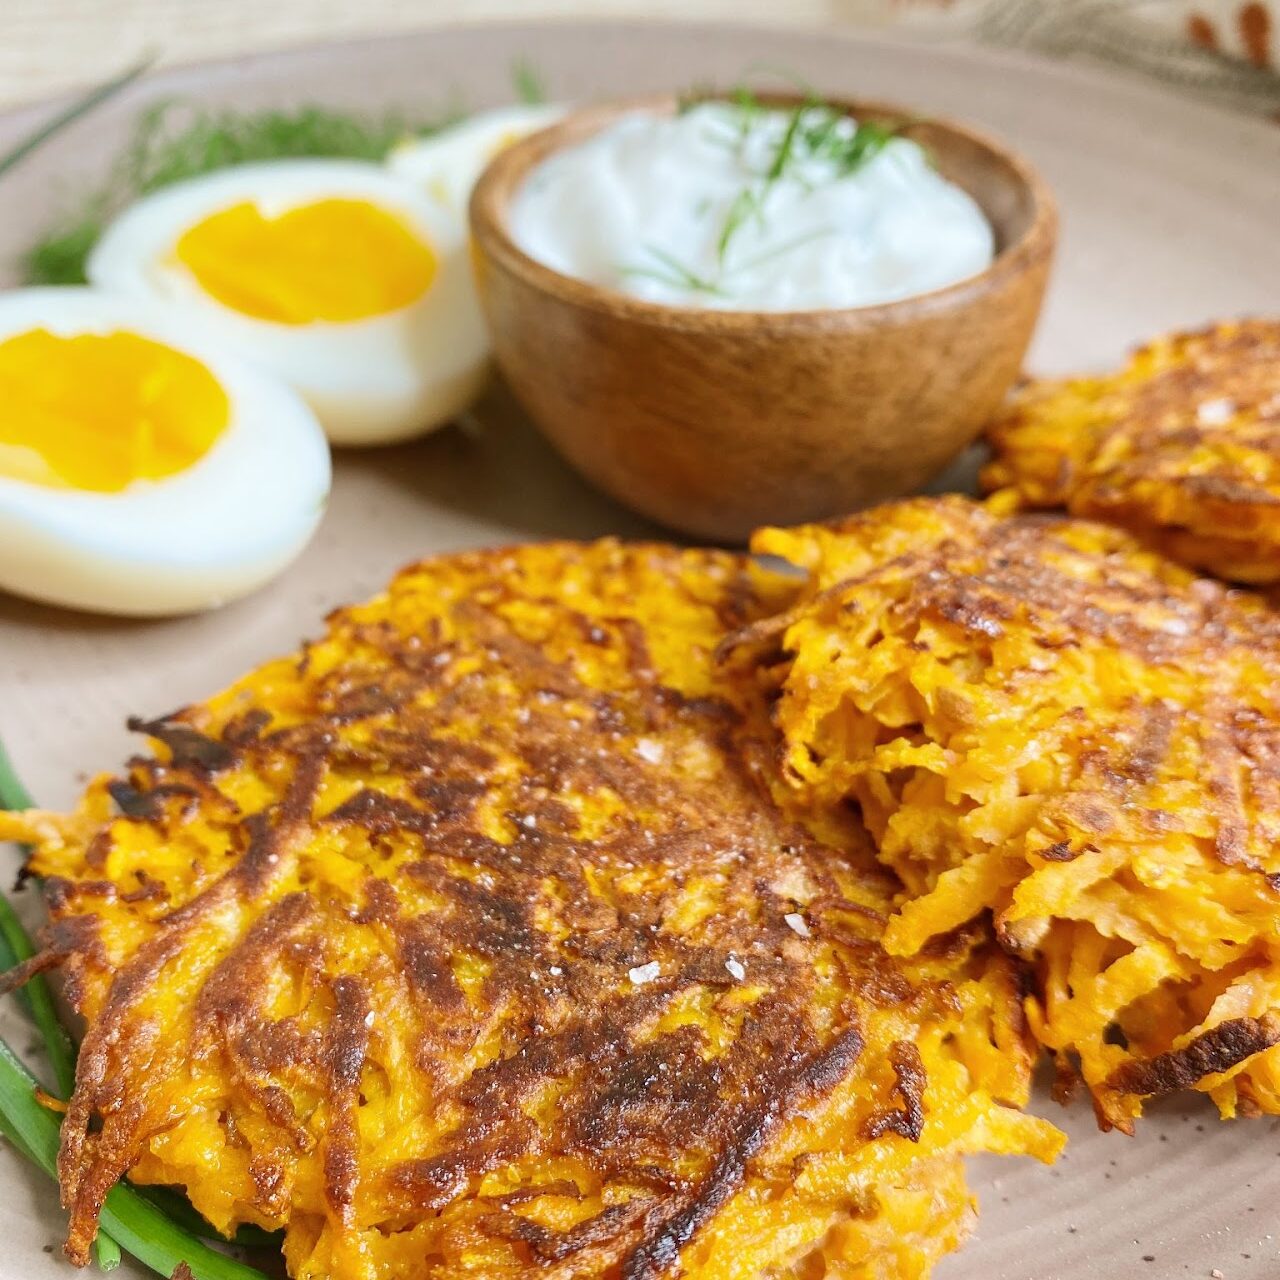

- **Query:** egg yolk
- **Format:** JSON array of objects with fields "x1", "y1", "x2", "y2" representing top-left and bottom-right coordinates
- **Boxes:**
[
  {"x1": 0, "y1": 329, "x2": 229, "y2": 493},
  {"x1": 174, "y1": 198, "x2": 437, "y2": 324}
]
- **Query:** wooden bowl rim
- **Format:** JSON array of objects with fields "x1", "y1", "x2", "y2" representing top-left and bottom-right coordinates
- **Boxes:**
[{"x1": 469, "y1": 90, "x2": 1058, "y2": 334}]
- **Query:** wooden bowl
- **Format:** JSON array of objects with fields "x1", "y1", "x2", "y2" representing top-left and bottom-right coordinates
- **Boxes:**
[{"x1": 470, "y1": 94, "x2": 1058, "y2": 542}]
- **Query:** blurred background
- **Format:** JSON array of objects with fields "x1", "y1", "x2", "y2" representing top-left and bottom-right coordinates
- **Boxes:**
[{"x1": 2, "y1": 0, "x2": 1278, "y2": 115}]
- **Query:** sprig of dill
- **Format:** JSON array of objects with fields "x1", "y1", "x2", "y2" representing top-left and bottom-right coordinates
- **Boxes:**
[
  {"x1": 623, "y1": 244, "x2": 724, "y2": 296},
  {"x1": 512, "y1": 57, "x2": 548, "y2": 106},
  {"x1": 22, "y1": 100, "x2": 464, "y2": 286},
  {"x1": 624, "y1": 90, "x2": 909, "y2": 299},
  {"x1": 19, "y1": 55, "x2": 557, "y2": 286},
  {"x1": 716, "y1": 187, "x2": 763, "y2": 263},
  {"x1": 0, "y1": 58, "x2": 154, "y2": 182},
  {"x1": 715, "y1": 89, "x2": 906, "y2": 265},
  {"x1": 764, "y1": 96, "x2": 810, "y2": 185}
]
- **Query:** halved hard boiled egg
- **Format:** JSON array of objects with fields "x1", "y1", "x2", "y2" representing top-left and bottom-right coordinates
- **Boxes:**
[
  {"x1": 387, "y1": 105, "x2": 566, "y2": 216},
  {"x1": 0, "y1": 288, "x2": 330, "y2": 616},
  {"x1": 87, "y1": 160, "x2": 488, "y2": 445}
]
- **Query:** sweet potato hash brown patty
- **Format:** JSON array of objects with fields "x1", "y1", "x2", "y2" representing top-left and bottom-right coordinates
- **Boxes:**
[
  {"x1": 0, "y1": 539, "x2": 1058, "y2": 1280},
  {"x1": 983, "y1": 318, "x2": 1280, "y2": 584},
  {"x1": 724, "y1": 497, "x2": 1280, "y2": 1133}
]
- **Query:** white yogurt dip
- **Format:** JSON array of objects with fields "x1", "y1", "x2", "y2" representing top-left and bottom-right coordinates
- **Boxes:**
[{"x1": 509, "y1": 101, "x2": 995, "y2": 312}]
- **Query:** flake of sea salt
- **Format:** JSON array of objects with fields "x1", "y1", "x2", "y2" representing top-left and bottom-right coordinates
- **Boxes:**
[
  {"x1": 725, "y1": 957, "x2": 746, "y2": 981},
  {"x1": 629, "y1": 961, "x2": 660, "y2": 985},
  {"x1": 783, "y1": 912, "x2": 811, "y2": 938},
  {"x1": 1197, "y1": 397, "x2": 1235, "y2": 426}
]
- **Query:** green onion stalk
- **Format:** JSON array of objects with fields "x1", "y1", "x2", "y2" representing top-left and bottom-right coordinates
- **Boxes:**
[
  {"x1": 0, "y1": 738, "x2": 272, "y2": 1279},
  {"x1": 0, "y1": 57, "x2": 551, "y2": 1273}
]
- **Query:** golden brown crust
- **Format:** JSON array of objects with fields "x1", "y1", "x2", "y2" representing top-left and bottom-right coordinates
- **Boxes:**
[
  {"x1": 1106, "y1": 1015, "x2": 1280, "y2": 1099},
  {"x1": 983, "y1": 318, "x2": 1280, "y2": 582},
  {"x1": 5, "y1": 538, "x2": 1059, "y2": 1279},
  {"x1": 737, "y1": 497, "x2": 1280, "y2": 1131}
]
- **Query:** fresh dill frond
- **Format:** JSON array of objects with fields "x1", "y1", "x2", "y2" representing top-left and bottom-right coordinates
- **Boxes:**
[
  {"x1": 24, "y1": 214, "x2": 106, "y2": 286},
  {"x1": 765, "y1": 99, "x2": 813, "y2": 184},
  {"x1": 123, "y1": 101, "x2": 449, "y2": 188},
  {"x1": 624, "y1": 244, "x2": 723, "y2": 295},
  {"x1": 22, "y1": 99, "x2": 462, "y2": 286},
  {"x1": 0, "y1": 56, "x2": 153, "y2": 182},
  {"x1": 775, "y1": 105, "x2": 903, "y2": 179},
  {"x1": 731, "y1": 225, "x2": 837, "y2": 275},
  {"x1": 716, "y1": 187, "x2": 762, "y2": 264},
  {"x1": 833, "y1": 119, "x2": 901, "y2": 174},
  {"x1": 712, "y1": 93, "x2": 911, "y2": 265},
  {"x1": 623, "y1": 267, "x2": 725, "y2": 297},
  {"x1": 730, "y1": 85, "x2": 762, "y2": 138},
  {"x1": 512, "y1": 58, "x2": 547, "y2": 106},
  {"x1": 621, "y1": 82, "x2": 924, "y2": 299},
  {"x1": 798, "y1": 107, "x2": 842, "y2": 162}
]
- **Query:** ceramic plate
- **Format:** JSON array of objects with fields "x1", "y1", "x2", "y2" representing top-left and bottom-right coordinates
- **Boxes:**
[{"x1": 1, "y1": 20, "x2": 1278, "y2": 1280}]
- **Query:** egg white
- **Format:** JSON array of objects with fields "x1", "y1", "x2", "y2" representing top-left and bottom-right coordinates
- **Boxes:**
[
  {"x1": 387, "y1": 105, "x2": 566, "y2": 216},
  {"x1": 86, "y1": 160, "x2": 489, "y2": 446},
  {"x1": 0, "y1": 288, "x2": 331, "y2": 617}
]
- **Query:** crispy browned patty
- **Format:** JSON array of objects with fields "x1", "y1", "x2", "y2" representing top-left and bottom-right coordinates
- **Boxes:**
[
  {"x1": 983, "y1": 318, "x2": 1280, "y2": 583},
  {"x1": 727, "y1": 496, "x2": 1280, "y2": 1132},
  {"x1": 1, "y1": 538, "x2": 1058, "y2": 1280}
]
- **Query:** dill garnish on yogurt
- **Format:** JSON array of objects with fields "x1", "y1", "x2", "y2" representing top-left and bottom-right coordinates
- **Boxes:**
[{"x1": 509, "y1": 92, "x2": 995, "y2": 312}]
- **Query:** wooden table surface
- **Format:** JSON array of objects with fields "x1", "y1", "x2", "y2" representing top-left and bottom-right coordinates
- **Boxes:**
[{"x1": 0, "y1": 1, "x2": 886, "y2": 111}]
